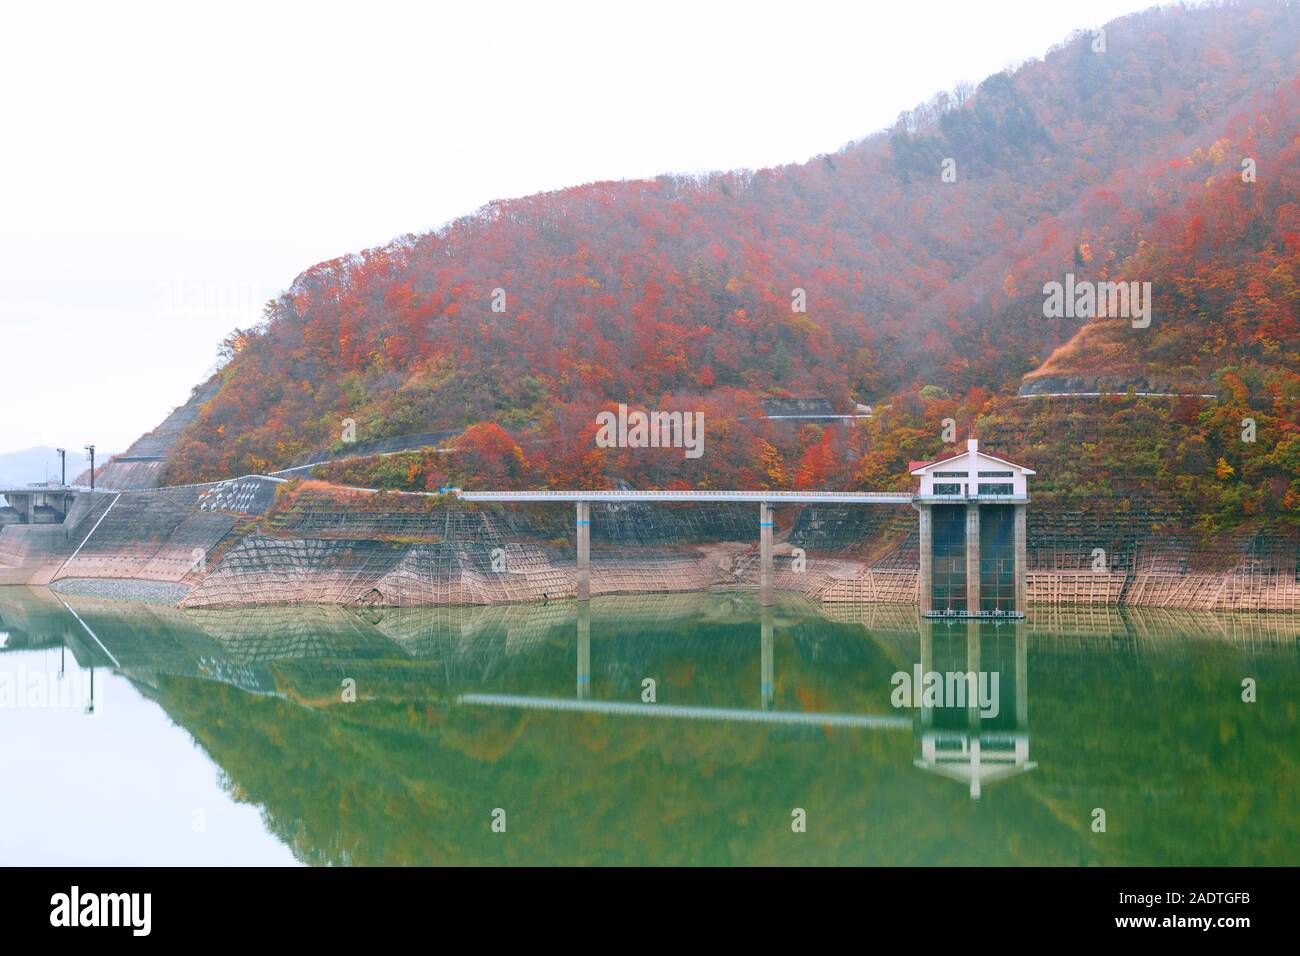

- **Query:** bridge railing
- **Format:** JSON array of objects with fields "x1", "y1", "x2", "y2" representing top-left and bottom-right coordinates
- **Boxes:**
[{"x1": 455, "y1": 490, "x2": 915, "y2": 504}]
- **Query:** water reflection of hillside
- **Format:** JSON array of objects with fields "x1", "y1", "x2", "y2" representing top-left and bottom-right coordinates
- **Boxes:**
[{"x1": 2, "y1": 587, "x2": 1296, "y2": 865}]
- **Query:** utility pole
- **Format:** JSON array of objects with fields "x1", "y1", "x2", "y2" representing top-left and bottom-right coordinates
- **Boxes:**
[
  {"x1": 56, "y1": 448, "x2": 66, "y2": 486},
  {"x1": 84, "y1": 444, "x2": 95, "y2": 491}
]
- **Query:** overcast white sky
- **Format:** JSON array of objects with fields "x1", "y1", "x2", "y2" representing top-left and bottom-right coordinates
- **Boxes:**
[{"x1": 0, "y1": 0, "x2": 1158, "y2": 454}]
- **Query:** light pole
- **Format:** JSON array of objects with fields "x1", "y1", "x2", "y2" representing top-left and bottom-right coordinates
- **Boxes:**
[
  {"x1": 56, "y1": 448, "x2": 66, "y2": 486},
  {"x1": 84, "y1": 444, "x2": 95, "y2": 491}
]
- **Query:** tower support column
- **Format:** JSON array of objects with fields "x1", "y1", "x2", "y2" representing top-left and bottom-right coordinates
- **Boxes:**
[
  {"x1": 1014, "y1": 502, "x2": 1027, "y2": 615},
  {"x1": 916, "y1": 503, "x2": 932, "y2": 613},
  {"x1": 965, "y1": 502, "x2": 981, "y2": 615}
]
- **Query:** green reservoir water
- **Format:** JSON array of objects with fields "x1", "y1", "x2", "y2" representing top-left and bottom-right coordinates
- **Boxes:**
[{"x1": 1, "y1": 587, "x2": 1296, "y2": 866}]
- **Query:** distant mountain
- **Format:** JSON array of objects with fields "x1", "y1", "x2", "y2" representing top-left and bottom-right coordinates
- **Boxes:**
[{"x1": 0, "y1": 446, "x2": 90, "y2": 487}]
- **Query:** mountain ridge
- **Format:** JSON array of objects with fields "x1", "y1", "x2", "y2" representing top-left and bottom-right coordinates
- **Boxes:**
[{"x1": 105, "y1": 1, "x2": 1298, "y2": 528}]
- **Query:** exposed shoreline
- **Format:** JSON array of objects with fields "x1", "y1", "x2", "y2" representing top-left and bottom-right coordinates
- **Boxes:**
[{"x1": 49, "y1": 578, "x2": 191, "y2": 606}]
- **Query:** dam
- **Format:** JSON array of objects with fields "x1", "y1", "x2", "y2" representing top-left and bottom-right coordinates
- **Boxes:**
[{"x1": 0, "y1": 484, "x2": 82, "y2": 526}]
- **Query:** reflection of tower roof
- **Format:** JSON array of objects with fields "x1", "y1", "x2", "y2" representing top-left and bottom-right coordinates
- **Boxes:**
[{"x1": 914, "y1": 731, "x2": 1036, "y2": 799}]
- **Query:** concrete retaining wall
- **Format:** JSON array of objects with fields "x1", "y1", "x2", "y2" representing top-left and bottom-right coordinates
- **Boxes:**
[{"x1": 2, "y1": 482, "x2": 1296, "y2": 612}]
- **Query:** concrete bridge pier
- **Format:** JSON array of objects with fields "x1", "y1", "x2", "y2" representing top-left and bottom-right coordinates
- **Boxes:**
[
  {"x1": 759, "y1": 501, "x2": 773, "y2": 607},
  {"x1": 575, "y1": 500, "x2": 590, "y2": 601}
]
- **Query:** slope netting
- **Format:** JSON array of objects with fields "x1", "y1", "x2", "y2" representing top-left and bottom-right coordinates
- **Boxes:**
[{"x1": 31, "y1": 483, "x2": 1300, "y2": 611}]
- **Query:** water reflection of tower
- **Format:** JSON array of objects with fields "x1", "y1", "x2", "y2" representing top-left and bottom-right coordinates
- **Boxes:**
[{"x1": 912, "y1": 619, "x2": 1034, "y2": 799}]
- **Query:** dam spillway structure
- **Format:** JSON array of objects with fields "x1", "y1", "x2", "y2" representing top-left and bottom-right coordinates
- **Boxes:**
[
  {"x1": 910, "y1": 439, "x2": 1032, "y2": 618},
  {"x1": 0, "y1": 484, "x2": 79, "y2": 526}
]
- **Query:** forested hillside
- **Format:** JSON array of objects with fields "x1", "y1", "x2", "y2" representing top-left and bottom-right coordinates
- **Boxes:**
[{"x1": 151, "y1": 1, "x2": 1299, "y2": 526}]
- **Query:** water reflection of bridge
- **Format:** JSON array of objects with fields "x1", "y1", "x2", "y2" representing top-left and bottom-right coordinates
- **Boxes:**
[{"x1": 456, "y1": 606, "x2": 1033, "y2": 799}]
